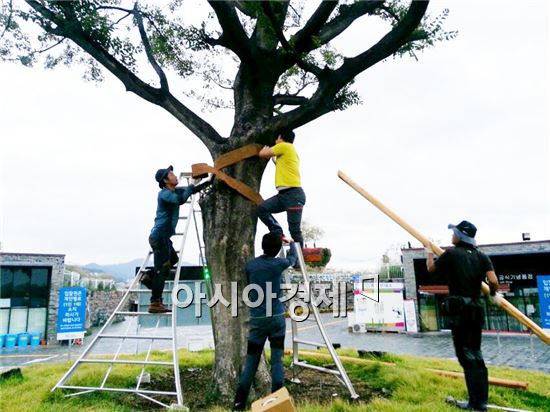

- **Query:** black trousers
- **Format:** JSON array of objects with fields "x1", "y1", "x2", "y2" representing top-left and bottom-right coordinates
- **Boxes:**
[
  {"x1": 148, "y1": 235, "x2": 178, "y2": 303},
  {"x1": 448, "y1": 299, "x2": 488, "y2": 409},
  {"x1": 257, "y1": 187, "x2": 306, "y2": 247}
]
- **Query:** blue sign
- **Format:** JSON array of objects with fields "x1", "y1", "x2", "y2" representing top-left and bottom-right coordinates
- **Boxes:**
[
  {"x1": 57, "y1": 287, "x2": 87, "y2": 340},
  {"x1": 536, "y1": 275, "x2": 550, "y2": 330}
]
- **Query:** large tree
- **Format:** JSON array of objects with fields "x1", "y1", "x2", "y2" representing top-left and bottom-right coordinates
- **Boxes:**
[{"x1": 1, "y1": 0, "x2": 453, "y2": 398}]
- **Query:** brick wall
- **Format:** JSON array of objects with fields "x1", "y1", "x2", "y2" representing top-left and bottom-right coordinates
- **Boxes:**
[{"x1": 87, "y1": 290, "x2": 128, "y2": 327}]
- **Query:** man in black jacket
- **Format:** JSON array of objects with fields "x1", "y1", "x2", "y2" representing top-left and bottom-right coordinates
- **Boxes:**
[{"x1": 426, "y1": 220, "x2": 500, "y2": 411}]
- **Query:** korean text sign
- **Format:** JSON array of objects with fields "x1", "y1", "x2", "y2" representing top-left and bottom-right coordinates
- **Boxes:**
[{"x1": 57, "y1": 287, "x2": 87, "y2": 340}]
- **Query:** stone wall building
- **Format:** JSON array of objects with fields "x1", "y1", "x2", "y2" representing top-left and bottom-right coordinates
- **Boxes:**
[{"x1": 0, "y1": 252, "x2": 65, "y2": 344}]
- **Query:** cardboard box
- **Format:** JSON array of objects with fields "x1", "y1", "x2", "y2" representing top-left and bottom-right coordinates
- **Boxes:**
[{"x1": 251, "y1": 387, "x2": 297, "y2": 412}]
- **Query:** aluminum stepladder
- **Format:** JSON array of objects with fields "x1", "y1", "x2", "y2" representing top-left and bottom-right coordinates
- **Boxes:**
[
  {"x1": 285, "y1": 243, "x2": 359, "y2": 399},
  {"x1": 52, "y1": 173, "x2": 205, "y2": 409}
]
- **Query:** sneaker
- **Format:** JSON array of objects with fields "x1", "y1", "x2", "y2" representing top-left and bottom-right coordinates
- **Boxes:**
[
  {"x1": 232, "y1": 402, "x2": 245, "y2": 411},
  {"x1": 148, "y1": 302, "x2": 172, "y2": 313},
  {"x1": 140, "y1": 270, "x2": 153, "y2": 290}
]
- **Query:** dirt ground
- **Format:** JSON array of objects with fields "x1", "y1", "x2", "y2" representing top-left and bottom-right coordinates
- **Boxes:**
[{"x1": 137, "y1": 365, "x2": 381, "y2": 410}]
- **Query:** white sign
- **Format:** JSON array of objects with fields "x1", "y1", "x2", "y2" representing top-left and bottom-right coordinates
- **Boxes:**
[
  {"x1": 57, "y1": 331, "x2": 85, "y2": 340},
  {"x1": 352, "y1": 281, "x2": 405, "y2": 331},
  {"x1": 403, "y1": 299, "x2": 418, "y2": 333}
]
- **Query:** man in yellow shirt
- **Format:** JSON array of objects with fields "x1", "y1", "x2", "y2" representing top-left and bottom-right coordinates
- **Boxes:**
[{"x1": 258, "y1": 130, "x2": 306, "y2": 248}]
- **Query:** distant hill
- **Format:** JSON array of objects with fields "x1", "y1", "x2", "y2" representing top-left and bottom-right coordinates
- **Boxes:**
[
  {"x1": 84, "y1": 258, "x2": 195, "y2": 282},
  {"x1": 84, "y1": 259, "x2": 143, "y2": 282}
]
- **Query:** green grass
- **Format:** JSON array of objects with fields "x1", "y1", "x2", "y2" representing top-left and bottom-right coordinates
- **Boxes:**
[{"x1": 0, "y1": 348, "x2": 548, "y2": 411}]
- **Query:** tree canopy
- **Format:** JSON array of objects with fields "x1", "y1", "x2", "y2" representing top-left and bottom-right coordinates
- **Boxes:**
[{"x1": 1, "y1": 1, "x2": 454, "y2": 153}]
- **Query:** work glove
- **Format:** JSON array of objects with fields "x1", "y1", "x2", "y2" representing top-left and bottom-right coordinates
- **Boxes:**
[
  {"x1": 424, "y1": 246, "x2": 434, "y2": 255},
  {"x1": 488, "y1": 292, "x2": 504, "y2": 307}
]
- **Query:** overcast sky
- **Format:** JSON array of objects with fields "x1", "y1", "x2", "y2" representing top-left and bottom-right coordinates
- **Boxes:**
[{"x1": 1, "y1": 1, "x2": 548, "y2": 271}]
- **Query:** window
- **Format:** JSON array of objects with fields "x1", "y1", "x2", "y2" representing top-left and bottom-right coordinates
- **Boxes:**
[
  {"x1": 0, "y1": 265, "x2": 52, "y2": 338},
  {"x1": 12, "y1": 268, "x2": 31, "y2": 307},
  {"x1": 30, "y1": 268, "x2": 50, "y2": 307},
  {"x1": 0, "y1": 268, "x2": 14, "y2": 298}
]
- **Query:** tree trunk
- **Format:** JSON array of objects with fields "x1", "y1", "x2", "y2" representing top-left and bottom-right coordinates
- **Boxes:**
[{"x1": 200, "y1": 155, "x2": 271, "y2": 399}]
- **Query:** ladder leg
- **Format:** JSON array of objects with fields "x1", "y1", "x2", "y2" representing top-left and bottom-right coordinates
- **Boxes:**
[
  {"x1": 52, "y1": 251, "x2": 154, "y2": 391},
  {"x1": 289, "y1": 244, "x2": 359, "y2": 399},
  {"x1": 136, "y1": 317, "x2": 162, "y2": 390},
  {"x1": 101, "y1": 315, "x2": 138, "y2": 388}
]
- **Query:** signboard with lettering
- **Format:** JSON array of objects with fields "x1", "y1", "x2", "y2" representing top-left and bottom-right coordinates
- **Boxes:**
[
  {"x1": 497, "y1": 272, "x2": 535, "y2": 286},
  {"x1": 536, "y1": 275, "x2": 550, "y2": 331},
  {"x1": 351, "y1": 281, "x2": 405, "y2": 332},
  {"x1": 57, "y1": 287, "x2": 87, "y2": 340}
]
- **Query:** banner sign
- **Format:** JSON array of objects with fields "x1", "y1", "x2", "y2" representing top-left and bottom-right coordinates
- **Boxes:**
[
  {"x1": 536, "y1": 275, "x2": 550, "y2": 331},
  {"x1": 57, "y1": 287, "x2": 87, "y2": 340}
]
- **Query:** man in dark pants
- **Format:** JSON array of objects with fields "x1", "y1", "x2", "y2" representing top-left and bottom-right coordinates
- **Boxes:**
[
  {"x1": 426, "y1": 220, "x2": 500, "y2": 411},
  {"x1": 142, "y1": 166, "x2": 209, "y2": 313},
  {"x1": 233, "y1": 233, "x2": 298, "y2": 411},
  {"x1": 258, "y1": 130, "x2": 306, "y2": 248}
]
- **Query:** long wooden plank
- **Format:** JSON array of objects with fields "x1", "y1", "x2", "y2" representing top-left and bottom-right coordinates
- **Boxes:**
[
  {"x1": 427, "y1": 368, "x2": 528, "y2": 390},
  {"x1": 337, "y1": 170, "x2": 550, "y2": 346}
]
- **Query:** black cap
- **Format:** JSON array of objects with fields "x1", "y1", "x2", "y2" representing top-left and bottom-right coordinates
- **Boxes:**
[
  {"x1": 448, "y1": 220, "x2": 477, "y2": 246},
  {"x1": 155, "y1": 165, "x2": 173, "y2": 188}
]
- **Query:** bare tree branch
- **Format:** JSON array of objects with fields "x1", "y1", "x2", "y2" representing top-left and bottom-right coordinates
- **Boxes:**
[
  {"x1": 261, "y1": 2, "x2": 323, "y2": 77},
  {"x1": 273, "y1": 94, "x2": 308, "y2": 106},
  {"x1": 266, "y1": 1, "x2": 430, "y2": 133},
  {"x1": 24, "y1": 0, "x2": 224, "y2": 151},
  {"x1": 233, "y1": 1, "x2": 257, "y2": 18},
  {"x1": 334, "y1": 0, "x2": 429, "y2": 83},
  {"x1": 291, "y1": 0, "x2": 338, "y2": 52},
  {"x1": 207, "y1": 0, "x2": 253, "y2": 61},
  {"x1": 133, "y1": 3, "x2": 169, "y2": 93},
  {"x1": 317, "y1": 0, "x2": 384, "y2": 47}
]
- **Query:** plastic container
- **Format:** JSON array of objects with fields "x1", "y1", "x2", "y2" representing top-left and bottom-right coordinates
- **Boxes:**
[
  {"x1": 30, "y1": 332, "x2": 41, "y2": 347},
  {"x1": 5, "y1": 334, "x2": 17, "y2": 349},
  {"x1": 17, "y1": 333, "x2": 30, "y2": 347}
]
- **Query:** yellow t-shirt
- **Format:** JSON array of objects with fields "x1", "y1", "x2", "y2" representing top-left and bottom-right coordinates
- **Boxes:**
[{"x1": 272, "y1": 142, "x2": 301, "y2": 188}]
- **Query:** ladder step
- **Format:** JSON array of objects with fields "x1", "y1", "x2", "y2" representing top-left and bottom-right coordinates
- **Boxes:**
[
  {"x1": 178, "y1": 216, "x2": 188, "y2": 220},
  {"x1": 294, "y1": 338, "x2": 327, "y2": 348},
  {"x1": 99, "y1": 334, "x2": 172, "y2": 340},
  {"x1": 116, "y1": 311, "x2": 172, "y2": 316},
  {"x1": 80, "y1": 359, "x2": 173, "y2": 366},
  {"x1": 293, "y1": 360, "x2": 341, "y2": 376},
  {"x1": 57, "y1": 385, "x2": 178, "y2": 396}
]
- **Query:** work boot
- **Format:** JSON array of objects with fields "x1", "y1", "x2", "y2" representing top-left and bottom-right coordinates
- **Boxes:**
[
  {"x1": 148, "y1": 301, "x2": 171, "y2": 313},
  {"x1": 140, "y1": 270, "x2": 153, "y2": 290},
  {"x1": 232, "y1": 386, "x2": 248, "y2": 411}
]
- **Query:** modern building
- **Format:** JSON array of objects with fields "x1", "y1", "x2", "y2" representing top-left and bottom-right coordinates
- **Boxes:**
[
  {"x1": 402, "y1": 240, "x2": 550, "y2": 333},
  {"x1": 0, "y1": 252, "x2": 65, "y2": 343}
]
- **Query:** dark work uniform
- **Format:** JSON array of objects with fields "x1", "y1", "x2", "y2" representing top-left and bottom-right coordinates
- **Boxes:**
[
  {"x1": 233, "y1": 245, "x2": 297, "y2": 409},
  {"x1": 434, "y1": 242, "x2": 494, "y2": 410},
  {"x1": 149, "y1": 182, "x2": 208, "y2": 303}
]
